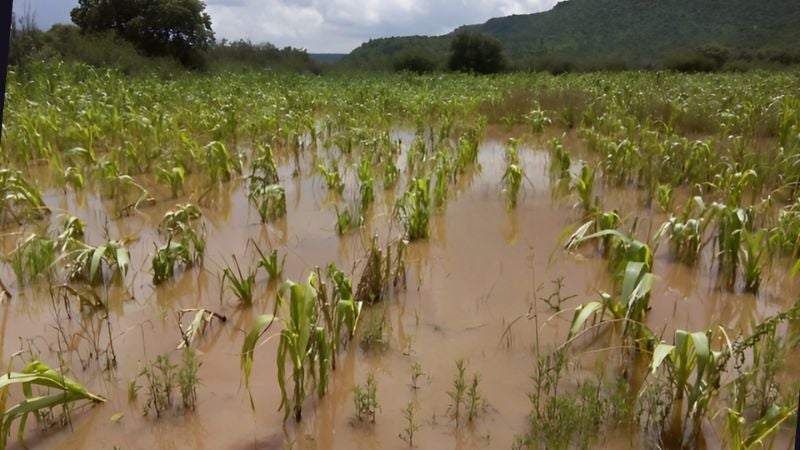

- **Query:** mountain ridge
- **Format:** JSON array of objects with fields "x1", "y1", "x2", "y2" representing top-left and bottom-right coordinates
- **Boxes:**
[{"x1": 340, "y1": 0, "x2": 800, "y2": 70}]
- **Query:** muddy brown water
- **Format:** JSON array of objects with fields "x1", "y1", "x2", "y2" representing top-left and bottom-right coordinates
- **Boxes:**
[{"x1": 1, "y1": 128, "x2": 798, "y2": 449}]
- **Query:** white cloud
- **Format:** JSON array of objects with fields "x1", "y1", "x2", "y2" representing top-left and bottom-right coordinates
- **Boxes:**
[{"x1": 20, "y1": 0, "x2": 560, "y2": 53}]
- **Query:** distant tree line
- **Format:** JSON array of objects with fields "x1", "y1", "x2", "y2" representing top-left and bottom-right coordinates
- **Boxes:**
[{"x1": 390, "y1": 34, "x2": 800, "y2": 75}]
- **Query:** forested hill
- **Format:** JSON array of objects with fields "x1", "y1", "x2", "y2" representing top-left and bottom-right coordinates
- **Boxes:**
[{"x1": 341, "y1": 0, "x2": 800, "y2": 70}]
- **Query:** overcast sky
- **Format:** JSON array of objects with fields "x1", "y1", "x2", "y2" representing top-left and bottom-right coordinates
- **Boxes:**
[{"x1": 14, "y1": 0, "x2": 560, "y2": 53}]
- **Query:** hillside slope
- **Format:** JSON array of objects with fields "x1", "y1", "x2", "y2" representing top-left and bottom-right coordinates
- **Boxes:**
[{"x1": 341, "y1": 0, "x2": 800, "y2": 70}]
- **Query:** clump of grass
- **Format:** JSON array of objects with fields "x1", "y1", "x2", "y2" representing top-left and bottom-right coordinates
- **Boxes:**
[
  {"x1": 399, "y1": 401, "x2": 420, "y2": 447},
  {"x1": 466, "y1": 373, "x2": 485, "y2": 422},
  {"x1": 411, "y1": 362, "x2": 425, "y2": 389},
  {"x1": 447, "y1": 359, "x2": 467, "y2": 426},
  {"x1": 140, "y1": 354, "x2": 176, "y2": 418},
  {"x1": 353, "y1": 374, "x2": 380, "y2": 423},
  {"x1": 138, "y1": 350, "x2": 201, "y2": 417},
  {"x1": 178, "y1": 348, "x2": 201, "y2": 410}
]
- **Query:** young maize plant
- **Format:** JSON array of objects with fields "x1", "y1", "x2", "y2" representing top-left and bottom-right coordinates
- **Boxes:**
[
  {"x1": 156, "y1": 164, "x2": 185, "y2": 199},
  {"x1": 548, "y1": 137, "x2": 571, "y2": 179},
  {"x1": 573, "y1": 164, "x2": 597, "y2": 215},
  {"x1": 318, "y1": 160, "x2": 345, "y2": 194},
  {"x1": 152, "y1": 205, "x2": 206, "y2": 284},
  {"x1": 64, "y1": 240, "x2": 131, "y2": 286},
  {"x1": 648, "y1": 330, "x2": 724, "y2": 447},
  {"x1": 222, "y1": 255, "x2": 257, "y2": 306},
  {"x1": 395, "y1": 177, "x2": 431, "y2": 241},
  {"x1": 522, "y1": 104, "x2": 552, "y2": 133},
  {"x1": 249, "y1": 184, "x2": 287, "y2": 223},
  {"x1": 241, "y1": 273, "x2": 361, "y2": 421},
  {"x1": 502, "y1": 163, "x2": 524, "y2": 209},
  {"x1": 252, "y1": 240, "x2": 285, "y2": 281},
  {"x1": 8, "y1": 234, "x2": 56, "y2": 285},
  {"x1": 0, "y1": 168, "x2": 49, "y2": 226},
  {"x1": 202, "y1": 141, "x2": 242, "y2": 184},
  {"x1": 0, "y1": 361, "x2": 105, "y2": 450}
]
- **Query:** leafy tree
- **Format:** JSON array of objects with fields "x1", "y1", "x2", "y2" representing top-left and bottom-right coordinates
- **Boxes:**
[
  {"x1": 71, "y1": 0, "x2": 214, "y2": 67},
  {"x1": 447, "y1": 31, "x2": 507, "y2": 74},
  {"x1": 393, "y1": 47, "x2": 437, "y2": 74}
]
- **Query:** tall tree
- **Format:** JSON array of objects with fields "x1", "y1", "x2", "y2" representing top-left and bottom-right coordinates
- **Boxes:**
[
  {"x1": 71, "y1": 0, "x2": 214, "y2": 67},
  {"x1": 447, "y1": 30, "x2": 507, "y2": 74}
]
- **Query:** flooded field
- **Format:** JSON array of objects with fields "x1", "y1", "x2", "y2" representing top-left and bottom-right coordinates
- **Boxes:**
[{"x1": 1, "y1": 67, "x2": 799, "y2": 449}]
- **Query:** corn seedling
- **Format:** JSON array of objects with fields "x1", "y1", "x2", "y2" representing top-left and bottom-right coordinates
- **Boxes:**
[
  {"x1": 357, "y1": 157, "x2": 375, "y2": 210},
  {"x1": 249, "y1": 144, "x2": 279, "y2": 186},
  {"x1": 383, "y1": 157, "x2": 399, "y2": 189},
  {"x1": 156, "y1": 165, "x2": 185, "y2": 199},
  {"x1": 395, "y1": 178, "x2": 431, "y2": 240},
  {"x1": 56, "y1": 215, "x2": 85, "y2": 251},
  {"x1": 318, "y1": 160, "x2": 345, "y2": 194},
  {"x1": 502, "y1": 163, "x2": 524, "y2": 209},
  {"x1": 253, "y1": 241, "x2": 285, "y2": 280},
  {"x1": 222, "y1": 255, "x2": 257, "y2": 306},
  {"x1": 548, "y1": 137, "x2": 571, "y2": 179},
  {"x1": 523, "y1": 104, "x2": 552, "y2": 133},
  {"x1": 242, "y1": 273, "x2": 360, "y2": 421},
  {"x1": 573, "y1": 164, "x2": 596, "y2": 215},
  {"x1": 648, "y1": 329, "x2": 724, "y2": 446},
  {"x1": 8, "y1": 234, "x2": 56, "y2": 285},
  {"x1": 0, "y1": 360, "x2": 105, "y2": 449},
  {"x1": 202, "y1": 141, "x2": 242, "y2": 184},
  {"x1": 334, "y1": 204, "x2": 363, "y2": 235},
  {"x1": 64, "y1": 240, "x2": 130, "y2": 286},
  {"x1": 566, "y1": 260, "x2": 655, "y2": 349},
  {"x1": 152, "y1": 240, "x2": 193, "y2": 284},
  {"x1": 0, "y1": 168, "x2": 49, "y2": 226},
  {"x1": 740, "y1": 229, "x2": 767, "y2": 292},
  {"x1": 249, "y1": 184, "x2": 287, "y2": 223},
  {"x1": 159, "y1": 204, "x2": 202, "y2": 235}
]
